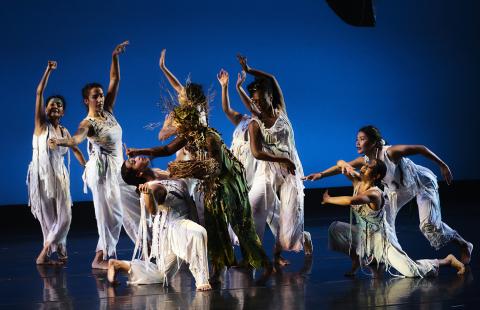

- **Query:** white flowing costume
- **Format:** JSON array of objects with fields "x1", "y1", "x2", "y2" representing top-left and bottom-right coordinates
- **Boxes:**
[
  {"x1": 367, "y1": 146, "x2": 464, "y2": 250},
  {"x1": 131, "y1": 179, "x2": 209, "y2": 287},
  {"x1": 83, "y1": 111, "x2": 140, "y2": 258},
  {"x1": 27, "y1": 123, "x2": 72, "y2": 256},
  {"x1": 328, "y1": 185, "x2": 439, "y2": 278},
  {"x1": 250, "y1": 110, "x2": 305, "y2": 251}
]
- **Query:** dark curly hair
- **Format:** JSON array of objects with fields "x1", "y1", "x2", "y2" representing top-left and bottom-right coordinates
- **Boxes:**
[
  {"x1": 185, "y1": 83, "x2": 206, "y2": 105},
  {"x1": 46, "y1": 95, "x2": 67, "y2": 111},
  {"x1": 121, "y1": 161, "x2": 147, "y2": 187},
  {"x1": 247, "y1": 77, "x2": 273, "y2": 98}
]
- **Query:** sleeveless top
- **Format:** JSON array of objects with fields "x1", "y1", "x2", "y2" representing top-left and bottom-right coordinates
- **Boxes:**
[{"x1": 27, "y1": 123, "x2": 71, "y2": 217}]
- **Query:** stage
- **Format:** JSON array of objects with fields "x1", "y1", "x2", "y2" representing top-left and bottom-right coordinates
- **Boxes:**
[{"x1": 0, "y1": 183, "x2": 478, "y2": 309}]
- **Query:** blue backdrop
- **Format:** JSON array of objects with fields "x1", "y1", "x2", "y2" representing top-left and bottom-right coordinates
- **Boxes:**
[{"x1": 1, "y1": 0, "x2": 479, "y2": 205}]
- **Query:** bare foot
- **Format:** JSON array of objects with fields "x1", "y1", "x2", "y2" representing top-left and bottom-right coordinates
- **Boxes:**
[
  {"x1": 344, "y1": 258, "x2": 360, "y2": 277},
  {"x1": 447, "y1": 254, "x2": 465, "y2": 275},
  {"x1": 303, "y1": 231, "x2": 313, "y2": 256},
  {"x1": 196, "y1": 283, "x2": 212, "y2": 291},
  {"x1": 107, "y1": 261, "x2": 116, "y2": 283},
  {"x1": 274, "y1": 255, "x2": 290, "y2": 267},
  {"x1": 92, "y1": 251, "x2": 109, "y2": 270},
  {"x1": 36, "y1": 257, "x2": 63, "y2": 265},
  {"x1": 459, "y1": 242, "x2": 473, "y2": 265}
]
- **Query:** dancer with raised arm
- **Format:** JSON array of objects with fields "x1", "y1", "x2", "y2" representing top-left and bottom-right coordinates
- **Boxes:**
[
  {"x1": 323, "y1": 159, "x2": 465, "y2": 277},
  {"x1": 304, "y1": 125, "x2": 473, "y2": 264},
  {"x1": 28, "y1": 61, "x2": 86, "y2": 264},
  {"x1": 49, "y1": 41, "x2": 141, "y2": 269},
  {"x1": 236, "y1": 55, "x2": 312, "y2": 266},
  {"x1": 127, "y1": 50, "x2": 272, "y2": 283}
]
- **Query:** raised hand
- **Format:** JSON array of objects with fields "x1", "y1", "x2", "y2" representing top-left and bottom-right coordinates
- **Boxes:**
[
  {"x1": 112, "y1": 40, "x2": 129, "y2": 56},
  {"x1": 322, "y1": 190, "x2": 330, "y2": 205},
  {"x1": 217, "y1": 69, "x2": 229, "y2": 87},
  {"x1": 126, "y1": 148, "x2": 140, "y2": 157},
  {"x1": 236, "y1": 70, "x2": 246, "y2": 87},
  {"x1": 159, "y1": 49, "x2": 166, "y2": 69},
  {"x1": 47, "y1": 61, "x2": 57, "y2": 70},
  {"x1": 302, "y1": 172, "x2": 323, "y2": 181},
  {"x1": 236, "y1": 54, "x2": 250, "y2": 72},
  {"x1": 440, "y1": 163, "x2": 453, "y2": 185}
]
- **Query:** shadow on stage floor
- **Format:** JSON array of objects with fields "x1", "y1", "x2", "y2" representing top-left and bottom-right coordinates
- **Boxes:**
[{"x1": 0, "y1": 181, "x2": 479, "y2": 309}]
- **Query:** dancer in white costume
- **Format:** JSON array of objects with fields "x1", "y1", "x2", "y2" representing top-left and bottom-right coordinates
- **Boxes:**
[
  {"x1": 49, "y1": 41, "x2": 141, "y2": 269},
  {"x1": 107, "y1": 157, "x2": 211, "y2": 291},
  {"x1": 305, "y1": 125, "x2": 473, "y2": 264},
  {"x1": 237, "y1": 55, "x2": 312, "y2": 265},
  {"x1": 323, "y1": 159, "x2": 465, "y2": 277},
  {"x1": 28, "y1": 60, "x2": 86, "y2": 264}
]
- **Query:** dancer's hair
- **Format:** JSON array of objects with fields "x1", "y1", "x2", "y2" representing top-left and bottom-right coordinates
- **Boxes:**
[
  {"x1": 121, "y1": 161, "x2": 147, "y2": 187},
  {"x1": 369, "y1": 159, "x2": 387, "y2": 182},
  {"x1": 46, "y1": 95, "x2": 67, "y2": 111},
  {"x1": 185, "y1": 83, "x2": 206, "y2": 105},
  {"x1": 81, "y1": 82, "x2": 104, "y2": 111},
  {"x1": 247, "y1": 77, "x2": 273, "y2": 98},
  {"x1": 358, "y1": 125, "x2": 387, "y2": 148}
]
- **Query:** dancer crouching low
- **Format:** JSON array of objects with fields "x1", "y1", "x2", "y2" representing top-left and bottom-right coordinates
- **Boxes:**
[{"x1": 107, "y1": 156, "x2": 211, "y2": 291}]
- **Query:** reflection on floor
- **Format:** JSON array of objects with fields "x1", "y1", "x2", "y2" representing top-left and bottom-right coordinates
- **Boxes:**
[{"x1": 0, "y1": 214, "x2": 478, "y2": 309}]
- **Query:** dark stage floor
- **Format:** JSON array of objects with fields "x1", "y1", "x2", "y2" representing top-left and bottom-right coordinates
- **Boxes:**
[{"x1": 1, "y1": 185, "x2": 479, "y2": 309}]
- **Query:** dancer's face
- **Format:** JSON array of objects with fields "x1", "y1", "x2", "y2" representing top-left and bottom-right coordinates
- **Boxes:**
[
  {"x1": 356, "y1": 131, "x2": 375, "y2": 155},
  {"x1": 360, "y1": 161, "x2": 378, "y2": 182},
  {"x1": 84, "y1": 87, "x2": 105, "y2": 113},
  {"x1": 251, "y1": 90, "x2": 272, "y2": 114},
  {"x1": 125, "y1": 156, "x2": 150, "y2": 173},
  {"x1": 45, "y1": 98, "x2": 65, "y2": 119}
]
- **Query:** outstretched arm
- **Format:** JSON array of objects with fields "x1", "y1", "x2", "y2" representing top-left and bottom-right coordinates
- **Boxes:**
[
  {"x1": 64, "y1": 129, "x2": 87, "y2": 166},
  {"x1": 248, "y1": 120, "x2": 296, "y2": 174},
  {"x1": 126, "y1": 136, "x2": 187, "y2": 158},
  {"x1": 34, "y1": 61, "x2": 57, "y2": 135},
  {"x1": 104, "y1": 40, "x2": 129, "y2": 113},
  {"x1": 159, "y1": 49, "x2": 184, "y2": 94},
  {"x1": 387, "y1": 144, "x2": 453, "y2": 184},
  {"x1": 322, "y1": 189, "x2": 381, "y2": 210},
  {"x1": 49, "y1": 119, "x2": 91, "y2": 149},
  {"x1": 237, "y1": 54, "x2": 285, "y2": 112},
  {"x1": 303, "y1": 156, "x2": 365, "y2": 181},
  {"x1": 218, "y1": 69, "x2": 242, "y2": 126}
]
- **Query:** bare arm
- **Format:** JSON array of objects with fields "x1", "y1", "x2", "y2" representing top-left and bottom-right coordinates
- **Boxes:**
[
  {"x1": 238, "y1": 54, "x2": 285, "y2": 112},
  {"x1": 64, "y1": 129, "x2": 87, "y2": 166},
  {"x1": 218, "y1": 69, "x2": 242, "y2": 126},
  {"x1": 303, "y1": 156, "x2": 365, "y2": 181},
  {"x1": 49, "y1": 119, "x2": 91, "y2": 148},
  {"x1": 322, "y1": 189, "x2": 381, "y2": 210},
  {"x1": 139, "y1": 183, "x2": 167, "y2": 215},
  {"x1": 34, "y1": 61, "x2": 57, "y2": 135},
  {"x1": 159, "y1": 49, "x2": 184, "y2": 94},
  {"x1": 127, "y1": 136, "x2": 187, "y2": 158},
  {"x1": 104, "y1": 41, "x2": 129, "y2": 113},
  {"x1": 236, "y1": 70, "x2": 256, "y2": 114},
  {"x1": 387, "y1": 144, "x2": 453, "y2": 184},
  {"x1": 248, "y1": 121, "x2": 296, "y2": 174}
]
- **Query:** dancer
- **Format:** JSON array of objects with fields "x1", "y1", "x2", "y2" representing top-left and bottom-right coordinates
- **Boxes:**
[
  {"x1": 28, "y1": 60, "x2": 86, "y2": 264},
  {"x1": 107, "y1": 158, "x2": 211, "y2": 291},
  {"x1": 236, "y1": 55, "x2": 312, "y2": 265},
  {"x1": 127, "y1": 49, "x2": 272, "y2": 283},
  {"x1": 324, "y1": 159, "x2": 465, "y2": 277},
  {"x1": 304, "y1": 125, "x2": 473, "y2": 264},
  {"x1": 49, "y1": 41, "x2": 140, "y2": 269}
]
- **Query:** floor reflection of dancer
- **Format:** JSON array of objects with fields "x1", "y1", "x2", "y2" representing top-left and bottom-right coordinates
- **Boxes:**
[
  {"x1": 323, "y1": 159, "x2": 465, "y2": 277},
  {"x1": 305, "y1": 125, "x2": 473, "y2": 264},
  {"x1": 36, "y1": 265, "x2": 73, "y2": 309},
  {"x1": 108, "y1": 157, "x2": 211, "y2": 291},
  {"x1": 49, "y1": 41, "x2": 140, "y2": 269},
  {"x1": 236, "y1": 55, "x2": 312, "y2": 266},
  {"x1": 28, "y1": 61, "x2": 86, "y2": 265},
  {"x1": 127, "y1": 49, "x2": 272, "y2": 283}
]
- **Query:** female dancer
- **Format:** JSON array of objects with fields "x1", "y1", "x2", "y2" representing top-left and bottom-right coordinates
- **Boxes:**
[
  {"x1": 127, "y1": 49, "x2": 272, "y2": 283},
  {"x1": 236, "y1": 55, "x2": 312, "y2": 265},
  {"x1": 28, "y1": 60, "x2": 86, "y2": 264},
  {"x1": 107, "y1": 157, "x2": 211, "y2": 291},
  {"x1": 324, "y1": 159, "x2": 465, "y2": 277},
  {"x1": 304, "y1": 125, "x2": 473, "y2": 264},
  {"x1": 49, "y1": 41, "x2": 140, "y2": 269}
]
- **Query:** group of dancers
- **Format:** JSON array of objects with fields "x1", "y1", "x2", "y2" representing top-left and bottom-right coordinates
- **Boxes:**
[{"x1": 27, "y1": 41, "x2": 473, "y2": 292}]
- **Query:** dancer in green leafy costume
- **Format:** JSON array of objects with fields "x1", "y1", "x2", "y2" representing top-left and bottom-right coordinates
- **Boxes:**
[{"x1": 127, "y1": 49, "x2": 273, "y2": 283}]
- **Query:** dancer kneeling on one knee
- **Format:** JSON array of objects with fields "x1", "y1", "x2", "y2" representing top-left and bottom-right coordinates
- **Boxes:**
[
  {"x1": 323, "y1": 159, "x2": 465, "y2": 278},
  {"x1": 107, "y1": 157, "x2": 211, "y2": 291}
]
